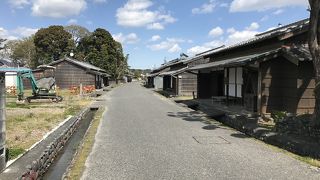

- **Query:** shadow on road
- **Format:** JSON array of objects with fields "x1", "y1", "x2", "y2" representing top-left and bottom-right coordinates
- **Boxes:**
[
  {"x1": 230, "y1": 133, "x2": 249, "y2": 138},
  {"x1": 167, "y1": 111, "x2": 230, "y2": 131}
]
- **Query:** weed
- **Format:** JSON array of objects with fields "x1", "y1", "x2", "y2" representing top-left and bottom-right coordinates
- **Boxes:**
[
  {"x1": 8, "y1": 148, "x2": 25, "y2": 160},
  {"x1": 64, "y1": 108, "x2": 105, "y2": 179}
]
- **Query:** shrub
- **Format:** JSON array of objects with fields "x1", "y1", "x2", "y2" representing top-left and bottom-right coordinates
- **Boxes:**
[{"x1": 271, "y1": 111, "x2": 287, "y2": 123}]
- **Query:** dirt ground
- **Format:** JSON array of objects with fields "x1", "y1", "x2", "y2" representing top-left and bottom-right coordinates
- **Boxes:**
[{"x1": 5, "y1": 90, "x2": 92, "y2": 160}]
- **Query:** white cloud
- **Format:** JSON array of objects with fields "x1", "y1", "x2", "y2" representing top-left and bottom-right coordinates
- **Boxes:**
[
  {"x1": 148, "y1": 38, "x2": 188, "y2": 53},
  {"x1": 226, "y1": 30, "x2": 258, "y2": 45},
  {"x1": 188, "y1": 22, "x2": 262, "y2": 55},
  {"x1": 227, "y1": 28, "x2": 236, "y2": 34},
  {"x1": 246, "y1": 22, "x2": 259, "y2": 31},
  {"x1": 225, "y1": 23, "x2": 260, "y2": 45},
  {"x1": 93, "y1": 0, "x2": 107, "y2": 3},
  {"x1": 0, "y1": 27, "x2": 18, "y2": 40},
  {"x1": 230, "y1": 0, "x2": 308, "y2": 12},
  {"x1": 8, "y1": 0, "x2": 30, "y2": 8},
  {"x1": 32, "y1": 0, "x2": 87, "y2": 18},
  {"x1": 150, "y1": 35, "x2": 161, "y2": 41},
  {"x1": 260, "y1": 15, "x2": 269, "y2": 21},
  {"x1": 209, "y1": 26, "x2": 224, "y2": 38},
  {"x1": 147, "y1": 23, "x2": 164, "y2": 30},
  {"x1": 113, "y1": 32, "x2": 140, "y2": 44},
  {"x1": 67, "y1": 19, "x2": 78, "y2": 24},
  {"x1": 12, "y1": 27, "x2": 38, "y2": 37},
  {"x1": 220, "y1": 3, "x2": 229, "y2": 8},
  {"x1": 273, "y1": 9, "x2": 284, "y2": 15},
  {"x1": 187, "y1": 40, "x2": 223, "y2": 55},
  {"x1": 168, "y1": 44, "x2": 181, "y2": 53},
  {"x1": 0, "y1": 26, "x2": 38, "y2": 41},
  {"x1": 192, "y1": 0, "x2": 216, "y2": 14},
  {"x1": 116, "y1": 0, "x2": 176, "y2": 29}
]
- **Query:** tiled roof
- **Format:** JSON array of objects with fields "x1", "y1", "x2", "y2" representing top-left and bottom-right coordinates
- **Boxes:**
[
  {"x1": 49, "y1": 57, "x2": 108, "y2": 73},
  {"x1": 189, "y1": 49, "x2": 281, "y2": 71},
  {"x1": 0, "y1": 59, "x2": 16, "y2": 67},
  {"x1": 147, "y1": 67, "x2": 170, "y2": 77},
  {"x1": 203, "y1": 18, "x2": 309, "y2": 57},
  {"x1": 159, "y1": 67, "x2": 188, "y2": 76}
]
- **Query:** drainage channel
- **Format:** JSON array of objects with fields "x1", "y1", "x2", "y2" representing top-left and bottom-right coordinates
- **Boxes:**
[{"x1": 42, "y1": 108, "x2": 97, "y2": 180}]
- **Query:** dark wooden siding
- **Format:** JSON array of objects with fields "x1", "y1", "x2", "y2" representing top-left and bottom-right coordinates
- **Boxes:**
[
  {"x1": 260, "y1": 57, "x2": 315, "y2": 114},
  {"x1": 53, "y1": 61, "x2": 95, "y2": 89},
  {"x1": 178, "y1": 72, "x2": 197, "y2": 96},
  {"x1": 198, "y1": 71, "x2": 224, "y2": 99}
]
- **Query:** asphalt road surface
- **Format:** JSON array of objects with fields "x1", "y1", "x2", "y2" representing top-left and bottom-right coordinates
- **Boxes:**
[{"x1": 82, "y1": 82, "x2": 320, "y2": 180}]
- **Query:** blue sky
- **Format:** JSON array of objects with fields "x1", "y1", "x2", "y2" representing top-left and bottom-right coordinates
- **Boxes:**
[{"x1": 0, "y1": 0, "x2": 310, "y2": 69}]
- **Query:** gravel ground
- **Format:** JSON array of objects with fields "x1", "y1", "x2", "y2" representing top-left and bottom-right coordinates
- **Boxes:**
[{"x1": 82, "y1": 82, "x2": 320, "y2": 180}]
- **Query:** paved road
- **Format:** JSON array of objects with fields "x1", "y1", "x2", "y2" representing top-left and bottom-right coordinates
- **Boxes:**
[{"x1": 82, "y1": 82, "x2": 320, "y2": 180}]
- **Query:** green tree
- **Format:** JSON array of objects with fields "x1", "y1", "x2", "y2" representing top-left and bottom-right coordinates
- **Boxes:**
[
  {"x1": 64, "y1": 25, "x2": 90, "y2": 45},
  {"x1": 77, "y1": 28, "x2": 128, "y2": 82},
  {"x1": 113, "y1": 42, "x2": 129, "y2": 81},
  {"x1": 33, "y1": 25, "x2": 74, "y2": 66},
  {"x1": 64, "y1": 25, "x2": 90, "y2": 61},
  {"x1": 10, "y1": 36, "x2": 36, "y2": 67}
]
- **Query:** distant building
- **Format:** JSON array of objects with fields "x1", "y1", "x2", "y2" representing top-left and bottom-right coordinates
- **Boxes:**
[{"x1": 44, "y1": 57, "x2": 110, "y2": 89}]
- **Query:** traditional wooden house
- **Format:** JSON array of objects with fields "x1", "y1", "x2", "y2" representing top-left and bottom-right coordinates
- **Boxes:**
[
  {"x1": 147, "y1": 52, "x2": 212, "y2": 96},
  {"x1": 189, "y1": 19, "x2": 315, "y2": 115},
  {"x1": 45, "y1": 57, "x2": 110, "y2": 89},
  {"x1": 147, "y1": 65, "x2": 169, "y2": 89}
]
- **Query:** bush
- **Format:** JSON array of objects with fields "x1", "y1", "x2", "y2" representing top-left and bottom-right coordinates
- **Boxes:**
[{"x1": 271, "y1": 111, "x2": 287, "y2": 123}]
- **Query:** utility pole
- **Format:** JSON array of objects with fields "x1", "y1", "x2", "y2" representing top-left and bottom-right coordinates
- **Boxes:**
[{"x1": 0, "y1": 72, "x2": 6, "y2": 170}]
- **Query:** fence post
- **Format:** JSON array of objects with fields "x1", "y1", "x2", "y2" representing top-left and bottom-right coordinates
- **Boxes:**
[{"x1": 0, "y1": 72, "x2": 7, "y2": 171}]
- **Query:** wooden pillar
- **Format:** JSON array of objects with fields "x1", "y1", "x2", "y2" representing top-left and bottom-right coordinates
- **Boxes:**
[
  {"x1": 0, "y1": 72, "x2": 6, "y2": 170},
  {"x1": 257, "y1": 64, "x2": 262, "y2": 115},
  {"x1": 225, "y1": 68, "x2": 230, "y2": 106}
]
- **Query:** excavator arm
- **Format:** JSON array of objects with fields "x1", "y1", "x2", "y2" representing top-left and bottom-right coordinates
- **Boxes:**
[{"x1": 16, "y1": 70, "x2": 39, "y2": 100}]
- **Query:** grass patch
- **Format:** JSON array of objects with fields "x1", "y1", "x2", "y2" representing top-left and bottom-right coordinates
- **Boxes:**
[
  {"x1": 7, "y1": 148, "x2": 26, "y2": 160},
  {"x1": 64, "y1": 108, "x2": 105, "y2": 180},
  {"x1": 6, "y1": 102, "x2": 32, "y2": 109},
  {"x1": 5, "y1": 90, "x2": 93, "y2": 160}
]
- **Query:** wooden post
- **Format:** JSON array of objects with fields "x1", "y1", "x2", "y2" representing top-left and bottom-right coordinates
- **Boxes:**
[
  {"x1": 226, "y1": 68, "x2": 229, "y2": 106},
  {"x1": 0, "y1": 72, "x2": 7, "y2": 170},
  {"x1": 80, "y1": 83, "x2": 83, "y2": 96},
  {"x1": 257, "y1": 66, "x2": 262, "y2": 115}
]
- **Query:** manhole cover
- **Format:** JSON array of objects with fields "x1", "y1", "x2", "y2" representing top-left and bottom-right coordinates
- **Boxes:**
[{"x1": 192, "y1": 136, "x2": 230, "y2": 145}]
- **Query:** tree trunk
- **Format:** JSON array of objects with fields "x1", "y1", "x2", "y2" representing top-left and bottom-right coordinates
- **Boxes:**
[{"x1": 308, "y1": 0, "x2": 320, "y2": 125}]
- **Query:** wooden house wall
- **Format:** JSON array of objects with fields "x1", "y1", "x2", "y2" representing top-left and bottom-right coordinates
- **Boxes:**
[
  {"x1": 178, "y1": 72, "x2": 197, "y2": 96},
  {"x1": 172, "y1": 77, "x2": 178, "y2": 95},
  {"x1": 260, "y1": 57, "x2": 315, "y2": 114},
  {"x1": 53, "y1": 61, "x2": 95, "y2": 89}
]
